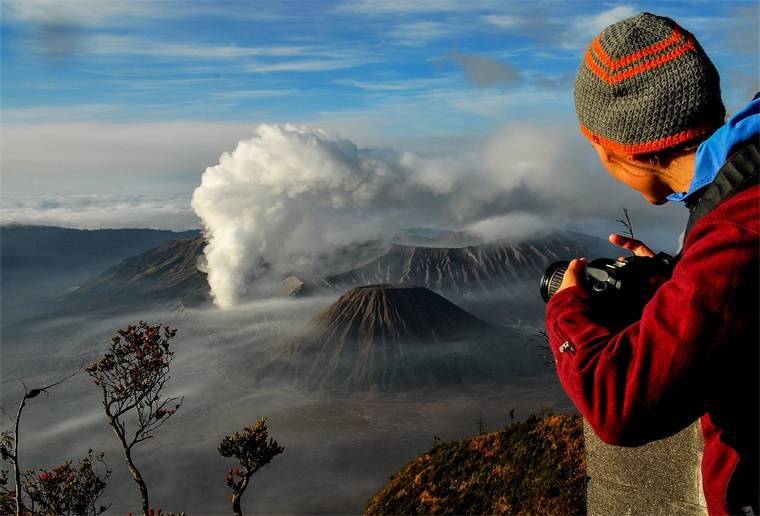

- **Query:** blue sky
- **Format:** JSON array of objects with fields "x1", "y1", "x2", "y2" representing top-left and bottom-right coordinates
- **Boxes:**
[
  {"x1": 0, "y1": 0, "x2": 757, "y2": 241},
  {"x1": 2, "y1": 1, "x2": 756, "y2": 127}
]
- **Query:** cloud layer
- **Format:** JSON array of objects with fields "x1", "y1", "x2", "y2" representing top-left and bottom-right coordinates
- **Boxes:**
[
  {"x1": 1, "y1": 194, "x2": 200, "y2": 231},
  {"x1": 0, "y1": 121, "x2": 256, "y2": 196}
]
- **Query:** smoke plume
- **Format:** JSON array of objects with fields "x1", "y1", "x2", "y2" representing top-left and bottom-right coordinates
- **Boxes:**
[{"x1": 191, "y1": 122, "x2": 683, "y2": 308}]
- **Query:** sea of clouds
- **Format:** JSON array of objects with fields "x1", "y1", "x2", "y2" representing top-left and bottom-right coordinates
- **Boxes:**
[{"x1": 1, "y1": 193, "x2": 201, "y2": 231}]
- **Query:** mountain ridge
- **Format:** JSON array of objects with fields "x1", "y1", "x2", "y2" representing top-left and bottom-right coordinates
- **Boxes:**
[{"x1": 61, "y1": 230, "x2": 616, "y2": 312}]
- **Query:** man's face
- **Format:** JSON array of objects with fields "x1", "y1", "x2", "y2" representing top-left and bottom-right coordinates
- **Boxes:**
[{"x1": 589, "y1": 141, "x2": 672, "y2": 205}]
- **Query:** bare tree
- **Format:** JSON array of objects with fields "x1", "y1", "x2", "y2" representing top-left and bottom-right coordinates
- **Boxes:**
[
  {"x1": 219, "y1": 418, "x2": 284, "y2": 516},
  {"x1": 617, "y1": 208, "x2": 636, "y2": 243},
  {"x1": 86, "y1": 321, "x2": 183, "y2": 515},
  {"x1": 476, "y1": 412, "x2": 487, "y2": 435},
  {"x1": 528, "y1": 324, "x2": 554, "y2": 368},
  {"x1": 0, "y1": 370, "x2": 78, "y2": 516}
]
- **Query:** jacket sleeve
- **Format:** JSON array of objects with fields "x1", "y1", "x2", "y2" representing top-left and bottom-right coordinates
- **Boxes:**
[{"x1": 545, "y1": 218, "x2": 758, "y2": 446}]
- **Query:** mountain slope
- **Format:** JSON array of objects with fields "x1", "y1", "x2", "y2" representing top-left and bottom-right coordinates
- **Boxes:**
[
  {"x1": 60, "y1": 231, "x2": 616, "y2": 312},
  {"x1": 365, "y1": 414, "x2": 585, "y2": 515},
  {"x1": 0, "y1": 225, "x2": 199, "y2": 311},
  {"x1": 0, "y1": 225, "x2": 199, "y2": 274},
  {"x1": 64, "y1": 236, "x2": 209, "y2": 310},
  {"x1": 324, "y1": 232, "x2": 615, "y2": 301},
  {"x1": 261, "y1": 284, "x2": 542, "y2": 392}
]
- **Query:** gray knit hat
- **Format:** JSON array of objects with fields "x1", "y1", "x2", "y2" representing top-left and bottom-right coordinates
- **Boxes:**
[{"x1": 574, "y1": 12, "x2": 724, "y2": 156}]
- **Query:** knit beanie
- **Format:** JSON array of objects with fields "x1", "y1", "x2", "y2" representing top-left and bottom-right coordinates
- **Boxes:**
[{"x1": 574, "y1": 12, "x2": 725, "y2": 156}]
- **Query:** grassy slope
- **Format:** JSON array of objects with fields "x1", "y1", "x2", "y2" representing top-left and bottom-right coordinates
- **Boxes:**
[{"x1": 365, "y1": 414, "x2": 585, "y2": 515}]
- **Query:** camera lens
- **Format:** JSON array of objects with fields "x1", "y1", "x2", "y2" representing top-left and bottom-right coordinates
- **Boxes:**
[{"x1": 540, "y1": 261, "x2": 569, "y2": 303}]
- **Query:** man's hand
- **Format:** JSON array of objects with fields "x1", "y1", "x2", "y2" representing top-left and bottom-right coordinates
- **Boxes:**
[
  {"x1": 557, "y1": 257, "x2": 588, "y2": 294},
  {"x1": 610, "y1": 233, "x2": 671, "y2": 303},
  {"x1": 609, "y1": 233, "x2": 655, "y2": 258},
  {"x1": 556, "y1": 235, "x2": 657, "y2": 295}
]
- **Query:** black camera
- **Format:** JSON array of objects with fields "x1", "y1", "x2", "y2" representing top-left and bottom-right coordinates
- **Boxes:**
[{"x1": 540, "y1": 253, "x2": 676, "y2": 313}]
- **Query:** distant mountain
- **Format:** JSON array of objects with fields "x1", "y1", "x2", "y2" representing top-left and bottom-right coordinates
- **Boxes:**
[
  {"x1": 365, "y1": 414, "x2": 585, "y2": 515},
  {"x1": 1, "y1": 224, "x2": 199, "y2": 274},
  {"x1": 59, "y1": 230, "x2": 617, "y2": 313},
  {"x1": 0, "y1": 225, "x2": 199, "y2": 310},
  {"x1": 64, "y1": 236, "x2": 209, "y2": 310},
  {"x1": 259, "y1": 284, "x2": 542, "y2": 392},
  {"x1": 324, "y1": 232, "x2": 616, "y2": 301}
]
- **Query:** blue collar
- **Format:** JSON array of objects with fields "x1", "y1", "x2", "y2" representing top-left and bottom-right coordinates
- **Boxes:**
[{"x1": 667, "y1": 96, "x2": 760, "y2": 203}]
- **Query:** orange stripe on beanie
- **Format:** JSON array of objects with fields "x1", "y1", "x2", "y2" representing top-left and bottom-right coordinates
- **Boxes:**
[{"x1": 592, "y1": 27, "x2": 683, "y2": 72}]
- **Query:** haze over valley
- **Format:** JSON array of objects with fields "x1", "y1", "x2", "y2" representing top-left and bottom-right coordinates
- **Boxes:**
[{"x1": 2, "y1": 223, "x2": 602, "y2": 513}]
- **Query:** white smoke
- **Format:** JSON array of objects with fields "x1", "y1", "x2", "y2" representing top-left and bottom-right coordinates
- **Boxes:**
[
  {"x1": 191, "y1": 124, "x2": 427, "y2": 307},
  {"x1": 466, "y1": 213, "x2": 549, "y2": 242},
  {"x1": 192, "y1": 122, "x2": 681, "y2": 308}
]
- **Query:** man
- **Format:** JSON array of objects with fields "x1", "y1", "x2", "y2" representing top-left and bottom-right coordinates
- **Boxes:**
[{"x1": 546, "y1": 12, "x2": 759, "y2": 516}]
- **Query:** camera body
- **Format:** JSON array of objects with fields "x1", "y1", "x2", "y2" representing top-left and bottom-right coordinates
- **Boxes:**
[{"x1": 540, "y1": 252, "x2": 676, "y2": 320}]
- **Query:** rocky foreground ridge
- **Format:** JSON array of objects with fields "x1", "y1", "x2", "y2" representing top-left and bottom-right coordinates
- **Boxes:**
[{"x1": 365, "y1": 414, "x2": 585, "y2": 515}]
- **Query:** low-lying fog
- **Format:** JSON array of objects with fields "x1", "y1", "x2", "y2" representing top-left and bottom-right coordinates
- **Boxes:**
[{"x1": 1, "y1": 294, "x2": 573, "y2": 514}]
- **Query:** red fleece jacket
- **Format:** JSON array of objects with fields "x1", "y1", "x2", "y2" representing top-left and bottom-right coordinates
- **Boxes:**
[{"x1": 546, "y1": 184, "x2": 759, "y2": 516}]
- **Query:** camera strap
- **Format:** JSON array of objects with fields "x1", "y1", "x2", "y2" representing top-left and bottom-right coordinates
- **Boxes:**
[{"x1": 677, "y1": 139, "x2": 759, "y2": 259}]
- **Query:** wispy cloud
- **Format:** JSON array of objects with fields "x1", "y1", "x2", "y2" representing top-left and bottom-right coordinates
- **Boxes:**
[
  {"x1": 246, "y1": 58, "x2": 370, "y2": 73},
  {"x1": 314, "y1": 84, "x2": 570, "y2": 125},
  {"x1": 388, "y1": 21, "x2": 455, "y2": 46},
  {"x1": 333, "y1": 76, "x2": 457, "y2": 91},
  {"x1": 86, "y1": 34, "x2": 307, "y2": 59},
  {"x1": 421, "y1": 88, "x2": 566, "y2": 117},
  {"x1": 561, "y1": 5, "x2": 638, "y2": 49},
  {"x1": 3, "y1": 0, "x2": 285, "y2": 27},
  {"x1": 3, "y1": 0, "x2": 166, "y2": 27},
  {"x1": 118, "y1": 78, "x2": 218, "y2": 92},
  {"x1": 75, "y1": 34, "x2": 376, "y2": 73},
  {"x1": 214, "y1": 89, "x2": 306, "y2": 99},
  {"x1": 336, "y1": 0, "x2": 470, "y2": 14},
  {"x1": 483, "y1": 6, "x2": 639, "y2": 50},
  {"x1": 484, "y1": 14, "x2": 528, "y2": 29}
]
